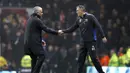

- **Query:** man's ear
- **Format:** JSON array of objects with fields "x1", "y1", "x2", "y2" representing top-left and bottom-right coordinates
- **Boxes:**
[{"x1": 36, "y1": 11, "x2": 39, "y2": 14}]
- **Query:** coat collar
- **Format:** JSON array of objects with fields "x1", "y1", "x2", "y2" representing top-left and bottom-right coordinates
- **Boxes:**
[
  {"x1": 31, "y1": 13, "x2": 41, "y2": 19},
  {"x1": 79, "y1": 12, "x2": 87, "y2": 18}
]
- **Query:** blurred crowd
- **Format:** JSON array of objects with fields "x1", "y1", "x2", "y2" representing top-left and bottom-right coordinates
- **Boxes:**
[{"x1": 0, "y1": 0, "x2": 130, "y2": 73}]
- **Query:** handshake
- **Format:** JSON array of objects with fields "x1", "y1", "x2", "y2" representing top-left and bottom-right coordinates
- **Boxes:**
[{"x1": 58, "y1": 30, "x2": 64, "y2": 35}]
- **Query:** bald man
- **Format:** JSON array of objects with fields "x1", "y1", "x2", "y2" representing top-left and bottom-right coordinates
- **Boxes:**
[{"x1": 24, "y1": 6, "x2": 62, "y2": 73}]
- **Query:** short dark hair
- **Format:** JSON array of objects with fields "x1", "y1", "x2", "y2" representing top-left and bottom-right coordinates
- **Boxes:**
[{"x1": 76, "y1": 5, "x2": 86, "y2": 11}]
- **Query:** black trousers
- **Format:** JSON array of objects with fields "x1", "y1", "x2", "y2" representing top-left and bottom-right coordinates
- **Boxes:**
[
  {"x1": 77, "y1": 41, "x2": 104, "y2": 73},
  {"x1": 30, "y1": 54, "x2": 45, "y2": 73}
]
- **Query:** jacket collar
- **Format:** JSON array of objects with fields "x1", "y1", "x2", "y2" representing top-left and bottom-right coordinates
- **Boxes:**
[
  {"x1": 83, "y1": 12, "x2": 87, "y2": 18},
  {"x1": 79, "y1": 12, "x2": 87, "y2": 18},
  {"x1": 31, "y1": 13, "x2": 41, "y2": 19}
]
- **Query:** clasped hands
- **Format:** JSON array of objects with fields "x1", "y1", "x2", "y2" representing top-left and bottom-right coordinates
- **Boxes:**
[{"x1": 58, "y1": 30, "x2": 64, "y2": 35}]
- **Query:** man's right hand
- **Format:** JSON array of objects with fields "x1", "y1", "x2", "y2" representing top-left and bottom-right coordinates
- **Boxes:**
[
  {"x1": 58, "y1": 30, "x2": 64, "y2": 35},
  {"x1": 102, "y1": 37, "x2": 107, "y2": 43}
]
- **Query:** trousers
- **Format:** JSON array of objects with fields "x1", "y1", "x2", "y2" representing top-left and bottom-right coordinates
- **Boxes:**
[
  {"x1": 77, "y1": 41, "x2": 104, "y2": 73},
  {"x1": 30, "y1": 54, "x2": 45, "y2": 73}
]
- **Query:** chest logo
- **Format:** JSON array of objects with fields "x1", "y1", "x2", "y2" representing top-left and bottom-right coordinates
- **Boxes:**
[{"x1": 84, "y1": 19, "x2": 88, "y2": 22}]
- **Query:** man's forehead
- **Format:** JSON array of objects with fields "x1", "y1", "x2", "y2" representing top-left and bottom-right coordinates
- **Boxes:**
[{"x1": 40, "y1": 8, "x2": 43, "y2": 11}]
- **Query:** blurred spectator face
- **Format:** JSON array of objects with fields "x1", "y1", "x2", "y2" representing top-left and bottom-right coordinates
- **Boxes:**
[
  {"x1": 118, "y1": 47, "x2": 124, "y2": 56},
  {"x1": 119, "y1": 47, "x2": 123, "y2": 52},
  {"x1": 44, "y1": 9, "x2": 49, "y2": 14},
  {"x1": 107, "y1": 31, "x2": 112, "y2": 38},
  {"x1": 76, "y1": 7, "x2": 84, "y2": 17},
  {"x1": 53, "y1": 3, "x2": 57, "y2": 8},
  {"x1": 16, "y1": 31, "x2": 21, "y2": 36},
  {"x1": 116, "y1": 18, "x2": 120, "y2": 24},
  {"x1": 110, "y1": 49, "x2": 115, "y2": 56},
  {"x1": 18, "y1": 16, "x2": 22, "y2": 23},
  {"x1": 3, "y1": 15, "x2": 12, "y2": 23},
  {"x1": 100, "y1": 12, "x2": 104, "y2": 19},
  {"x1": 71, "y1": 11, "x2": 75, "y2": 15},
  {"x1": 4, "y1": 24, "x2": 10, "y2": 34},
  {"x1": 4, "y1": 24, "x2": 9, "y2": 30},
  {"x1": 96, "y1": 0, "x2": 100, "y2": 4},
  {"x1": 100, "y1": 9, "x2": 104, "y2": 14},
  {"x1": 124, "y1": 16, "x2": 128, "y2": 21},
  {"x1": 12, "y1": 19, "x2": 17, "y2": 27},
  {"x1": 8, "y1": 43, "x2": 12, "y2": 50},
  {"x1": 121, "y1": 26, "x2": 128, "y2": 36},
  {"x1": 113, "y1": 23, "x2": 117, "y2": 28},
  {"x1": 76, "y1": 44, "x2": 80, "y2": 50},
  {"x1": 18, "y1": 16, "x2": 26, "y2": 27},
  {"x1": 2, "y1": 43, "x2": 6, "y2": 49},
  {"x1": 121, "y1": 26, "x2": 127, "y2": 36},
  {"x1": 54, "y1": 45, "x2": 59, "y2": 51},
  {"x1": 51, "y1": 21, "x2": 56, "y2": 28},
  {"x1": 0, "y1": 9, "x2": 1, "y2": 15},
  {"x1": 20, "y1": 29, "x2": 24, "y2": 34},
  {"x1": 121, "y1": 26, "x2": 126, "y2": 32},
  {"x1": 72, "y1": 32, "x2": 76, "y2": 36},
  {"x1": 107, "y1": 19, "x2": 112, "y2": 28},
  {"x1": 60, "y1": 10, "x2": 65, "y2": 24},
  {"x1": 112, "y1": 9, "x2": 118, "y2": 17},
  {"x1": 57, "y1": 22, "x2": 61, "y2": 29},
  {"x1": 100, "y1": 4, "x2": 104, "y2": 9},
  {"x1": 46, "y1": 4, "x2": 51, "y2": 9},
  {"x1": 48, "y1": 45, "x2": 53, "y2": 52}
]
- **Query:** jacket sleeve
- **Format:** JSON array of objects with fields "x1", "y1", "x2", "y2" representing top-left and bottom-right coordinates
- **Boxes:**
[
  {"x1": 36, "y1": 19, "x2": 58, "y2": 35},
  {"x1": 91, "y1": 15, "x2": 105, "y2": 38},
  {"x1": 62, "y1": 19, "x2": 79, "y2": 33}
]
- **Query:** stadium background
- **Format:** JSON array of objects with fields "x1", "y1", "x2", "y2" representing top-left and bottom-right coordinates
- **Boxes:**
[{"x1": 0, "y1": 0, "x2": 130, "y2": 73}]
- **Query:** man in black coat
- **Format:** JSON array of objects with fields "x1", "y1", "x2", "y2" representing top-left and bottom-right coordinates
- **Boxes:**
[
  {"x1": 24, "y1": 6, "x2": 62, "y2": 73},
  {"x1": 58, "y1": 5, "x2": 107, "y2": 73}
]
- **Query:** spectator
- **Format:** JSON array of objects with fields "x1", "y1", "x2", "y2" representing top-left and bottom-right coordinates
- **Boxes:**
[
  {"x1": 120, "y1": 26, "x2": 130, "y2": 47},
  {"x1": 118, "y1": 47, "x2": 124, "y2": 56},
  {"x1": 21, "y1": 55, "x2": 31, "y2": 68},
  {"x1": 111, "y1": 22, "x2": 121, "y2": 48},
  {"x1": 125, "y1": 48, "x2": 130, "y2": 66},
  {"x1": 0, "y1": 56, "x2": 8, "y2": 70},
  {"x1": 68, "y1": 44, "x2": 79, "y2": 73},
  {"x1": 60, "y1": 10, "x2": 65, "y2": 24},
  {"x1": 100, "y1": 53, "x2": 110, "y2": 66},
  {"x1": 108, "y1": 49, "x2": 119, "y2": 66},
  {"x1": 118, "y1": 54, "x2": 126, "y2": 66}
]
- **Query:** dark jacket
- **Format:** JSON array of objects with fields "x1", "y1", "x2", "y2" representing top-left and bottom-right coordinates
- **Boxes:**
[
  {"x1": 63, "y1": 12, "x2": 105, "y2": 42},
  {"x1": 24, "y1": 13, "x2": 58, "y2": 55}
]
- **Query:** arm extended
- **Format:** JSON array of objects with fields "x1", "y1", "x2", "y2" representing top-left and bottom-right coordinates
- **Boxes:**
[
  {"x1": 63, "y1": 19, "x2": 79, "y2": 33},
  {"x1": 37, "y1": 19, "x2": 58, "y2": 35}
]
